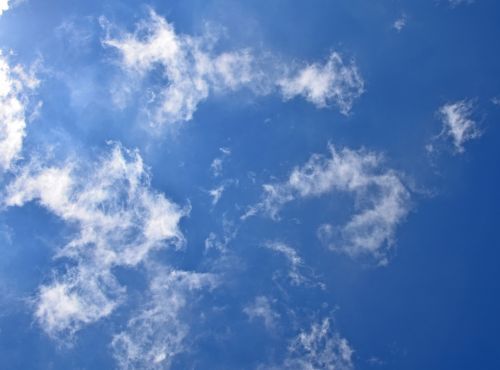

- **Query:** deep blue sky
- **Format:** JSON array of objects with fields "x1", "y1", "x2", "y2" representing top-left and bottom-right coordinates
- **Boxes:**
[{"x1": 0, "y1": 1, "x2": 499, "y2": 369}]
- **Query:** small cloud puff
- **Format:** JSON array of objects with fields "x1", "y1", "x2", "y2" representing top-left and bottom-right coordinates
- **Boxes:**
[
  {"x1": 244, "y1": 296, "x2": 280, "y2": 330},
  {"x1": 393, "y1": 14, "x2": 407, "y2": 32},
  {"x1": 439, "y1": 100, "x2": 482, "y2": 153},
  {"x1": 278, "y1": 52, "x2": 364, "y2": 115},
  {"x1": 210, "y1": 147, "x2": 231, "y2": 177}
]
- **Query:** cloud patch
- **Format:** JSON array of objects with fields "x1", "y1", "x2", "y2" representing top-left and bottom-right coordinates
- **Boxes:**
[
  {"x1": 3, "y1": 144, "x2": 187, "y2": 337},
  {"x1": 244, "y1": 296, "x2": 280, "y2": 330},
  {"x1": 102, "y1": 10, "x2": 364, "y2": 126},
  {"x1": 278, "y1": 52, "x2": 364, "y2": 114},
  {"x1": 0, "y1": 51, "x2": 39, "y2": 172},
  {"x1": 264, "y1": 241, "x2": 310, "y2": 286},
  {"x1": 0, "y1": 0, "x2": 9, "y2": 16},
  {"x1": 102, "y1": 10, "x2": 259, "y2": 126},
  {"x1": 112, "y1": 267, "x2": 217, "y2": 370},
  {"x1": 210, "y1": 147, "x2": 231, "y2": 178},
  {"x1": 266, "y1": 317, "x2": 353, "y2": 370},
  {"x1": 438, "y1": 100, "x2": 481, "y2": 153},
  {"x1": 247, "y1": 145, "x2": 411, "y2": 264},
  {"x1": 393, "y1": 14, "x2": 407, "y2": 32}
]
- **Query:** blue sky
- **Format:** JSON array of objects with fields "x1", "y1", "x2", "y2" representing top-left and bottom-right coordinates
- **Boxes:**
[{"x1": 0, "y1": 0, "x2": 499, "y2": 369}]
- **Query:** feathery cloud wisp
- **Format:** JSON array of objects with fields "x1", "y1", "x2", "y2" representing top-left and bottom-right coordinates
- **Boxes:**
[
  {"x1": 0, "y1": 52, "x2": 39, "y2": 171},
  {"x1": 278, "y1": 52, "x2": 364, "y2": 114},
  {"x1": 4, "y1": 144, "x2": 187, "y2": 337},
  {"x1": 439, "y1": 100, "x2": 481, "y2": 153},
  {"x1": 247, "y1": 145, "x2": 410, "y2": 264},
  {"x1": 112, "y1": 267, "x2": 217, "y2": 370},
  {"x1": 244, "y1": 296, "x2": 280, "y2": 330},
  {"x1": 103, "y1": 10, "x2": 364, "y2": 126},
  {"x1": 265, "y1": 317, "x2": 353, "y2": 370}
]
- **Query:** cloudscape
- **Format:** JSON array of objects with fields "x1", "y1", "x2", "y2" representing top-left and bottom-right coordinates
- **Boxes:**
[{"x1": 0, "y1": 1, "x2": 499, "y2": 369}]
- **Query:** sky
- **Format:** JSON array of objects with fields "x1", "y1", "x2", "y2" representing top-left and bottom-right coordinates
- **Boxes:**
[{"x1": 0, "y1": 0, "x2": 499, "y2": 369}]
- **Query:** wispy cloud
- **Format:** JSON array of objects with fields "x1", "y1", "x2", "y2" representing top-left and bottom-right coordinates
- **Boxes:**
[
  {"x1": 208, "y1": 179, "x2": 237, "y2": 206},
  {"x1": 209, "y1": 185, "x2": 226, "y2": 206},
  {"x1": 264, "y1": 241, "x2": 309, "y2": 286},
  {"x1": 0, "y1": 51, "x2": 39, "y2": 171},
  {"x1": 244, "y1": 295, "x2": 280, "y2": 330},
  {"x1": 204, "y1": 215, "x2": 239, "y2": 255},
  {"x1": 266, "y1": 317, "x2": 353, "y2": 370},
  {"x1": 438, "y1": 100, "x2": 481, "y2": 153},
  {"x1": 3, "y1": 144, "x2": 187, "y2": 337},
  {"x1": 102, "y1": 10, "x2": 364, "y2": 126},
  {"x1": 278, "y1": 52, "x2": 364, "y2": 114},
  {"x1": 393, "y1": 14, "x2": 407, "y2": 32},
  {"x1": 210, "y1": 147, "x2": 231, "y2": 178},
  {"x1": 246, "y1": 145, "x2": 410, "y2": 265},
  {"x1": 112, "y1": 266, "x2": 217, "y2": 370}
]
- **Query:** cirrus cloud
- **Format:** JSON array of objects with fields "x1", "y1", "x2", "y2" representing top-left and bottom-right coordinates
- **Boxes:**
[
  {"x1": 3, "y1": 143, "x2": 187, "y2": 337},
  {"x1": 246, "y1": 144, "x2": 411, "y2": 265},
  {"x1": 102, "y1": 10, "x2": 364, "y2": 126},
  {"x1": 0, "y1": 51, "x2": 39, "y2": 172}
]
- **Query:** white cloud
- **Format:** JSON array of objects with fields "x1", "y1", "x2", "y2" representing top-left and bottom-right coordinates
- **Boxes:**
[
  {"x1": 207, "y1": 178, "x2": 237, "y2": 206},
  {"x1": 278, "y1": 52, "x2": 364, "y2": 115},
  {"x1": 247, "y1": 145, "x2": 410, "y2": 264},
  {"x1": 102, "y1": 11, "x2": 258, "y2": 126},
  {"x1": 393, "y1": 14, "x2": 407, "y2": 32},
  {"x1": 0, "y1": 51, "x2": 39, "y2": 171},
  {"x1": 211, "y1": 158, "x2": 224, "y2": 177},
  {"x1": 209, "y1": 185, "x2": 225, "y2": 206},
  {"x1": 265, "y1": 241, "x2": 302, "y2": 268},
  {"x1": 264, "y1": 241, "x2": 307, "y2": 286},
  {"x1": 112, "y1": 267, "x2": 217, "y2": 370},
  {"x1": 3, "y1": 144, "x2": 187, "y2": 337},
  {"x1": 243, "y1": 296, "x2": 280, "y2": 330},
  {"x1": 439, "y1": 100, "x2": 481, "y2": 153},
  {"x1": 102, "y1": 11, "x2": 364, "y2": 125},
  {"x1": 35, "y1": 268, "x2": 123, "y2": 337},
  {"x1": 0, "y1": 0, "x2": 9, "y2": 16},
  {"x1": 210, "y1": 147, "x2": 231, "y2": 177},
  {"x1": 204, "y1": 215, "x2": 238, "y2": 254},
  {"x1": 268, "y1": 317, "x2": 353, "y2": 370}
]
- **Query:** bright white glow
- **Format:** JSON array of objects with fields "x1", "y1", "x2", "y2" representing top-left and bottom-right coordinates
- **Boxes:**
[{"x1": 0, "y1": 0, "x2": 9, "y2": 16}]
